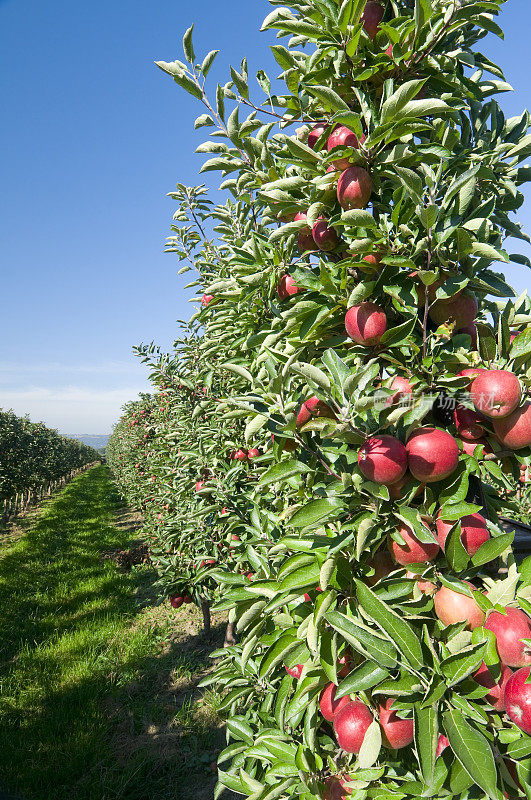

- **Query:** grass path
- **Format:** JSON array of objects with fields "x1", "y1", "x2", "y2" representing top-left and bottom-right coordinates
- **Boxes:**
[{"x1": 0, "y1": 465, "x2": 225, "y2": 800}]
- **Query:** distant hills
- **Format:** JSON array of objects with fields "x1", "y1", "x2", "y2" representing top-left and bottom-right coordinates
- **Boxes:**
[{"x1": 63, "y1": 434, "x2": 110, "y2": 451}]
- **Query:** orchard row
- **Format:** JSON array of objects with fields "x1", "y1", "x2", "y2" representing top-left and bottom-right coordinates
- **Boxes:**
[{"x1": 109, "y1": 1, "x2": 531, "y2": 799}]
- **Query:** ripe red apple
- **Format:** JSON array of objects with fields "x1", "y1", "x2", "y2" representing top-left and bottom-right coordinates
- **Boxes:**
[
  {"x1": 312, "y1": 218, "x2": 339, "y2": 251},
  {"x1": 388, "y1": 523, "x2": 439, "y2": 566},
  {"x1": 429, "y1": 290, "x2": 478, "y2": 329},
  {"x1": 473, "y1": 661, "x2": 513, "y2": 711},
  {"x1": 357, "y1": 435, "x2": 407, "y2": 485},
  {"x1": 367, "y1": 549, "x2": 395, "y2": 585},
  {"x1": 295, "y1": 212, "x2": 315, "y2": 252},
  {"x1": 406, "y1": 570, "x2": 436, "y2": 595},
  {"x1": 470, "y1": 370, "x2": 521, "y2": 419},
  {"x1": 307, "y1": 123, "x2": 327, "y2": 150},
  {"x1": 361, "y1": 1, "x2": 384, "y2": 38},
  {"x1": 434, "y1": 583, "x2": 485, "y2": 630},
  {"x1": 378, "y1": 698, "x2": 414, "y2": 749},
  {"x1": 323, "y1": 775, "x2": 354, "y2": 800},
  {"x1": 436, "y1": 735, "x2": 450, "y2": 758},
  {"x1": 406, "y1": 427, "x2": 459, "y2": 483},
  {"x1": 337, "y1": 166, "x2": 373, "y2": 210},
  {"x1": 458, "y1": 367, "x2": 485, "y2": 383},
  {"x1": 285, "y1": 664, "x2": 304, "y2": 679},
  {"x1": 360, "y1": 253, "x2": 382, "y2": 273},
  {"x1": 326, "y1": 125, "x2": 365, "y2": 170},
  {"x1": 247, "y1": 448, "x2": 260, "y2": 459},
  {"x1": 386, "y1": 376, "x2": 413, "y2": 406},
  {"x1": 436, "y1": 511, "x2": 490, "y2": 555},
  {"x1": 320, "y1": 682, "x2": 352, "y2": 721},
  {"x1": 460, "y1": 437, "x2": 493, "y2": 458},
  {"x1": 333, "y1": 700, "x2": 374, "y2": 753},
  {"x1": 453, "y1": 406, "x2": 484, "y2": 440},
  {"x1": 232, "y1": 448, "x2": 248, "y2": 461},
  {"x1": 296, "y1": 396, "x2": 336, "y2": 428},
  {"x1": 485, "y1": 607, "x2": 531, "y2": 668},
  {"x1": 201, "y1": 294, "x2": 213, "y2": 307},
  {"x1": 277, "y1": 274, "x2": 303, "y2": 300},
  {"x1": 505, "y1": 667, "x2": 531, "y2": 734},
  {"x1": 493, "y1": 401, "x2": 531, "y2": 450},
  {"x1": 345, "y1": 302, "x2": 386, "y2": 346},
  {"x1": 195, "y1": 481, "x2": 205, "y2": 492},
  {"x1": 183, "y1": 594, "x2": 192, "y2": 604},
  {"x1": 170, "y1": 595, "x2": 183, "y2": 609}
]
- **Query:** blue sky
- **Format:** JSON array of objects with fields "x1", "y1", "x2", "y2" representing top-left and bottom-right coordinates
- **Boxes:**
[{"x1": 0, "y1": 0, "x2": 530, "y2": 434}]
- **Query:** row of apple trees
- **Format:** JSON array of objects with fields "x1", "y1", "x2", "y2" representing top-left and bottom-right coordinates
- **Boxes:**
[
  {"x1": 108, "y1": 0, "x2": 531, "y2": 798},
  {"x1": 0, "y1": 408, "x2": 100, "y2": 517}
]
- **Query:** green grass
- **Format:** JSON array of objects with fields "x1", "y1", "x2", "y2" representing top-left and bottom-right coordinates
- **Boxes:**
[{"x1": 0, "y1": 466, "x2": 224, "y2": 800}]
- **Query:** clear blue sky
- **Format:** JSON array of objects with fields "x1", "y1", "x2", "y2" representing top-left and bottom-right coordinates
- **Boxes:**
[{"x1": 0, "y1": 0, "x2": 530, "y2": 433}]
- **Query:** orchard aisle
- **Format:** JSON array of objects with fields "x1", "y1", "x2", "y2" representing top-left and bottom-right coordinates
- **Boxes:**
[{"x1": 0, "y1": 466, "x2": 225, "y2": 800}]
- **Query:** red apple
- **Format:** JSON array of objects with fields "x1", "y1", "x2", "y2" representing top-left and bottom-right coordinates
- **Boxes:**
[
  {"x1": 337, "y1": 166, "x2": 373, "y2": 210},
  {"x1": 327, "y1": 125, "x2": 365, "y2": 170},
  {"x1": 406, "y1": 570, "x2": 436, "y2": 595},
  {"x1": 386, "y1": 376, "x2": 413, "y2": 406},
  {"x1": 313, "y1": 218, "x2": 339, "y2": 251},
  {"x1": 345, "y1": 302, "x2": 386, "y2": 346},
  {"x1": 473, "y1": 661, "x2": 513, "y2": 711},
  {"x1": 361, "y1": 1, "x2": 384, "y2": 39},
  {"x1": 358, "y1": 435, "x2": 407, "y2": 485},
  {"x1": 485, "y1": 607, "x2": 531, "y2": 668},
  {"x1": 378, "y1": 698, "x2": 414, "y2": 749},
  {"x1": 247, "y1": 448, "x2": 260, "y2": 459},
  {"x1": 406, "y1": 427, "x2": 459, "y2": 483},
  {"x1": 232, "y1": 448, "x2": 248, "y2": 461},
  {"x1": 195, "y1": 481, "x2": 205, "y2": 492},
  {"x1": 308, "y1": 123, "x2": 327, "y2": 150},
  {"x1": 470, "y1": 370, "x2": 521, "y2": 419},
  {"x1": 493, "y1": 401, "x2": 531, "y2": 450},
  {"x1": 453, "y1": 406, "x2": 484, "y2": 440},
  {"x1": 436, "y1": 735, "x2": 450, "y2": 758},
  {"x1": 170, "y1": 595, "x2": 183, "y2": 609},
  {"x1": 285, "y1": 664, "x2": 304, "y2": 679},
  {"x1": 323, "y1": 776, "x2": 354, "y2": 800},
  {"x1": 505, "y1": 667, "x2": 531, "y2": 734},
  {"x1": 295, "y1": 212, "x2": 316, "y2": 252},
  {"x1": 183, "y1": 594, "x2": 192, "y2": 604},
  {"x1": 388, "y1": 523, "x2": 439, "y2": 566},
  {"x1": 460, "y1": 437, "x2": 493, "y2": 458},
  {"x1": 434, "y1": 583, "x2": 485, "y2": 630},
  {"x1": 296, "y1": 396, "x2": 336, "y2": 428},
  {"x1": 458, "y1": 367, "x2": 485, "y2": 382},
  {"x1": 333, "y1": 700, "x2": 374, "y2": 753},
  {"x1": 320, "y1": 682, "x2": 352, "y2": 721},
  {"x1": 429, "y1": 290, "x2": 478, "y2": 329},
  {"x1": 277, "y1": 274, "x2": 303, "y2": 300},
  {"x1": 201, "y1": 294, "x2": 213, "y2": 307},
  {"x1": 436, "y1": 511, "x2": 490, "y2": 555},
  {"x1": 367, "y1": 549, "x2": 395, "y2": 585}
]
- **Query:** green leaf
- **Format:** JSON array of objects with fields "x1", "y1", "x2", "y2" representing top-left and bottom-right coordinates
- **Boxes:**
[
  {"x1": 440, "y1": 642, "x2": 486, "y2": 687},
  {"x1": 259, "y1": 459, "x2": 312, "y2": 488},
  {"x1": 306, "y1": 85, "x2": 351, "y2": 112},
  {"x1": 259, "y1": 635, "x2": 299, "y2": 679},
  {"x1": 471, "y1": 532, "x2": 514, "y2": 567},
  {"x1": 415, "y1": 704, "x2": 438, "y2": 787},
  {"x1": 200, "y1": 49, "x2": 219, "y2": 76},
  {"x1": 472, "y1": 242, "x2": 510, "y2": 263},
  {"x1": 358, "y1": 720, "x2": 382, "y2": 769},
  {"x1": 442, "y1": 708, "x2": 499, "y2": 800},
  {"x1": 183, "y1": 25, "x2": 195, "y2": 63},
  {"x1": 289, "y1": 499, "x2": 344, "y2": 529},
  {"x1": 510, "y1": 327, "x2": 531, "y2": 360},
  {"x1": 340, "y1": 209, "x2": 377, "y2": 228},
  {"x1": 381, "y1": 80, "x2": 427, "y2": 124},
  {"x1": 289, "y1": 362, "x2": 331, "y2": 391},
  {"x1": 355, "y1": 581, "x2": 424, "y2": 669},
  {"x1": 335, "y1": 662, "x2": 389, "y2": 699},
  {"x1": 325, "y1": 610, "x2": 398, "y2": 668}
]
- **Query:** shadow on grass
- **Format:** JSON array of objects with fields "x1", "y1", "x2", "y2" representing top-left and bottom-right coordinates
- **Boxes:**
[{"x1": 0, "y1": 466, "x2": 228, "y2": 800}]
